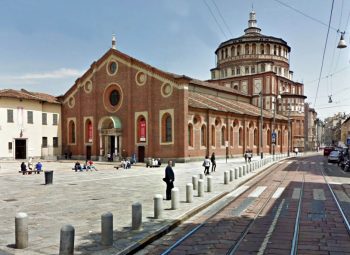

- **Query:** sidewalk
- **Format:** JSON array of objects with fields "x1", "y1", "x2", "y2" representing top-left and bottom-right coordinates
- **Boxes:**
[{"x1": 0, "y1": 154, "x2": 298, "y2": 255}]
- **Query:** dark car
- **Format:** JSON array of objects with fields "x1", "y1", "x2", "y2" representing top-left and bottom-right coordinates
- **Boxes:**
[
  {"x1": 328, "y1": 150, "x2": 341, "y2": 163},
  {"x1": 324, "y1": 146, "x2": 335, "y2": 156}
]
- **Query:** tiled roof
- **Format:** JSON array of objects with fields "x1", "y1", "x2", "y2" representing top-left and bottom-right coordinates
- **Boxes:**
[
  {"x1": 188, "y1": 91, "x2": 287, "y2": 120},
  {"x1": 0, "y1": 89, "x2": 60, "y2": 104}
]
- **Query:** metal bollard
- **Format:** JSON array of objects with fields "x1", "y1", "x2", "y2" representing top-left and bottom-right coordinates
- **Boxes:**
[
  {"x1": 171, "y1": 187, "x2": 179, "y2": 209},
  {"x1": 192, "y1": 175, "x2": 198, "y2": 190},
  {"x1": 224, "y1": 171, "x2": 229, "y2": 184},
  {"x1": 15, "y1": 212, "x2": 28, "y2": 249},
  {"x1": 199, "y1": 173, "x2": 204, "y2": 180},
  {"x1": 132, "y1": 202, "x2": 142, "y2": 230},
  {"x1": 101, "y1": 212, "x2": 113, "y2": 246},
  {"x1": 198, "y1": 179, "x2": 204, "y2": 197},
  {"x1": 186, "y1": 183, "x2": 193, "y2": 203},
  {"x1": 154, "y1": 194, "x2": 163, "y2": 219},
  {"x1": 207, "y1": 176, "x2": 212, "y2": 192},
  {"x1": 230, "y1": 169, "x2": 234, "y2": 181},
  {"x1": 235, "y1": 168, "x2": 238, "y2": 179},
  {"x1": 59, "y1": 224, "x2": 75, "y2": 255}
]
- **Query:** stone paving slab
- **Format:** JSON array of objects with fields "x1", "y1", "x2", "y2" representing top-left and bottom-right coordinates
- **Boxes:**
[{"x1": 0, "y1": 154, "x2": 299, "y2": 255}]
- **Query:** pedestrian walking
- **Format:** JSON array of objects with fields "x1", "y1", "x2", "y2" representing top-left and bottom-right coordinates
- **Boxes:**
[
  {"x1": 210, "y1": 152, "x2": 216, "y2": 172},
  {"x1": 248, "y1": 149, "x2": 252, "y2": 163},
  {"x1": 202, "y1": 155, "x2": 211, "y2": 175},
  {"x1": 244, "y1": 149, "x2": 248, "y2": 163},
  {"x1": 163, "y1": 161, "x2": 175, "y2": 200}
]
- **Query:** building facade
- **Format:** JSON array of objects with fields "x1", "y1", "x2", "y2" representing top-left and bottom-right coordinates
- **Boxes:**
[
  {"x1": 60, "y1": 11, "x2": 308, "y2": 162},
  {"x1": 0, "y1": 89, "x2": 61, "y2": 160}
]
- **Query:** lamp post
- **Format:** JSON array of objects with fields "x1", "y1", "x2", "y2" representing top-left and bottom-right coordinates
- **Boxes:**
[
  {"x1": 260, "y1": 91, "x2": 263, "y2": 159},
  {"x1": 287, "y1": 103, "x2": 291, "y2": 157}
]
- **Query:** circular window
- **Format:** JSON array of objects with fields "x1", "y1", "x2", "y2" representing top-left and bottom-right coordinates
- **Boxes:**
[
  {"x1": 135, "y1": 71, "x2": 147, "y2": 86},
  {"x1": 84, "y1": 80, "x2": 92, "y2": 93},
  {"x1": 68, "y1": 96, "x2": 75, "y2": 108},
  {"x1": 109, "y1": 90, "x2": 120, "y2": 106},
  {"x1": 103, "y1": 83, "x2": 123, "y2": 113},
  {"x1": 106, "y1": 60, "x2": 118, "y2": 76},
  {"x1": 161, "y1": 83, "x2": 173, "y2": 97}
]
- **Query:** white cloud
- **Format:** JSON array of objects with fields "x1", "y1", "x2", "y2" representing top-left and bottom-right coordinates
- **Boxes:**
[{"x1": 0, "y1": 68, "x2": 83, "y2": 83}]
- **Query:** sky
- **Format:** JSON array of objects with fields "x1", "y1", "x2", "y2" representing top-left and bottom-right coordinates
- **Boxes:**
[{"x1": 0, "y1": 0, "x2": 350, "y2": 120}]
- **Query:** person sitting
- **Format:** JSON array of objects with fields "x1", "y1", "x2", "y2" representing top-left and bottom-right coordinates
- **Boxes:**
[
  {"x1": 35, "y1": 162, "x2": 43, "y2": 173},
  {"x1": 126, "y1": 159, "x2": 131, "y2": 169},
  {"x1": 74, "y1": 162, "x2": 82, "y2": 172},
  {"x1": 87, "y1": 160, "x2": 98, "y2": 171},
  {"x1": 20, "y1": 162, "x2": 27, "y2": 175}
]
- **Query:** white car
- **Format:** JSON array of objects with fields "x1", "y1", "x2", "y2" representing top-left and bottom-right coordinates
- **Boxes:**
[{"x1": 328, "y1": 150, "x2": 341, "y2": 163}]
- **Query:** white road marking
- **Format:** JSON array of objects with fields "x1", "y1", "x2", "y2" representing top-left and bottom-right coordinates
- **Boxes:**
[
  {"x1": 228, "y1": 185, "x2": 250, "y2": 198},
  {"x1": 272, "y1": 187, "x2": 285, "y2": 199},
  {"x1": 313, "y1": 189, "x2": 326, "y2": 201},
  {"x1": 248, "y1": 186, "x2": 267, "y2": 198},
  {"x1": 292, "y1": 188, "x2": 301, "y2": 199}
]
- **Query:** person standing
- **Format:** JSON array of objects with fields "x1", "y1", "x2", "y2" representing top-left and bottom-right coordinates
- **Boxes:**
[
  {"x1": 210, "y1": 152, "x2": 216, "y2": 172},
  {"x1": 203, "y1": 155, "x2": 211, "y2": 175},
  {"x1": 163, "y1": 161, "x2": 175, "y2": 200},
  {"x1": 248, "y1": 150, "x2": 252, "y2": 163}
]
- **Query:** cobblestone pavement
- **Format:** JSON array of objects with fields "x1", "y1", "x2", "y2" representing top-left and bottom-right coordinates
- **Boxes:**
[{"x1": 0, "y1": 154, "x2": 284, "y2": 255}]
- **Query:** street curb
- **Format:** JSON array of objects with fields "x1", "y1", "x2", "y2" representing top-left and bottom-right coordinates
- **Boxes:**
[{"x1": 117, "y1": 160, "x2": 281, "y2": 255}]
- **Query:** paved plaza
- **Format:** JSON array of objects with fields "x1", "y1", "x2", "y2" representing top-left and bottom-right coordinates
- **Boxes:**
[{"x1": 0, "y1": 155, "x2": 290, "y2": 255}]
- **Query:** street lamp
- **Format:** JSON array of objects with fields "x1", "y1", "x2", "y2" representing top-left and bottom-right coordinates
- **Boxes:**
[
  {"x1": 272, "y1": 94, "x2": 282, "y2": 159},
  {"x1": 287, "y1": 103, "x2": 291, "y2": 157}
]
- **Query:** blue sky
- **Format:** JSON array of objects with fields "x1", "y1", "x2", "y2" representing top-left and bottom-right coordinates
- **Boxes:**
[{"x1": 0, "y1": 0, "x2": 349, "y2": 120}]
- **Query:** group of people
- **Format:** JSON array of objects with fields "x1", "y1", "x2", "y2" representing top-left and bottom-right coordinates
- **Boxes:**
[
  {"x1": 20, "y1": 157, "x2": 42, "y2": 174},
  {"x1": 202, "y1": 152, "x2": 217, "y2": 175},
  {"x1": 244, "y1": 149, "x2": 253, "y2": 163},
  {"x1": 74, "y1": 160, "x2": 98, "y2": 171},
  {"x1": 120, "y1": 159, "x2": 131, "y2": 169}
]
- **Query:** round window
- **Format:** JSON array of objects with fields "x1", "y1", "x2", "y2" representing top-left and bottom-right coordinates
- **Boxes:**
[
  {"x1": 109, "y1": 90, "x2": 120, "y2": 106},
  {"x1": 109, "y1": 62, "x2": 117, "y2": 74}
]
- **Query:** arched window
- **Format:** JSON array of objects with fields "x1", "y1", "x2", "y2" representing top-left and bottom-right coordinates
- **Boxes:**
[
  {"x1": 230, "y1": 126, "x2": 234, "y2": 146},
  {"x1": 162, "y1": 113, "x2": 172, "y2": 142},
  {"x1": 246, "y1": 127, "x2": 250, "y2": 147},
  {"x1": 239, "y1": 127, "x2": 243, "y2": 146},
  {"x1": 85, "y1": 119, "x2": 93, "y2": 143},
  {"x1": 266, "y1": 44, "x2": 271, "y2": 55},
  {"x1": 254, "y1": 128, "x2": 258, "y2": 146},
  {"x1": 221, "y1": 126, "x2": 226, "y2": 146},
  {"x1": 137, "y1": 116, "x2": 147, "y2": 142},
  {"x1": 231, "y1": 46, "x2": 235, "y2": 57},
  {"x1": 273, "y1": 45, "x2": 277, "y2": 55},
  {"x1": 245, "y1": 44, "x2": 249, "y2": 55},
  {"x1": 237, "y1": 45, "x2": 241, "y2": 56},
  {"x1": 278, "y1": 130, "x2": 282, "y2": 146},
  {"x1": 201, "y1": 125, "x2": 207, "y2": 147},
  {"x1": 211, "y1": 125, "x2": 216, "y2": 147},
  {"x1": 260, "y1": 44, "x2": 264, "y2": 54},
  {"x1": 188, "y1": 124, "x2": 193, "y2": 147},
  {"x1": 261, "y1": 63, "x2": 265, "y2": 72},
  {"x1": 252, "y1": 43, "x2": 256, "y2": 54},
  {"x1": 69, "y1": 120, "x2": 75, "y2": 144}
]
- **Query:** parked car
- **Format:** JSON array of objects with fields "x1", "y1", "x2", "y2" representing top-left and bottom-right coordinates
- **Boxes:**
[
  {"x1": 324, "y1": 146, "x2": 335, "y2": 156},
  {"x1": 328, "y1": 150, "x2": 341, "y2": 163}
]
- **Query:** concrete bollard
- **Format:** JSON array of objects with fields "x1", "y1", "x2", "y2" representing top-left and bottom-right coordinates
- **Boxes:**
[
  {"x1": 239, "y1": 166, "x2": 242, "y2": 177},
  {"x1": 224, "y1": 171, "x2": 229, "y2": 184},
  {"x1": 199, "y1": 173, "x2": 204, "y2": 180},
  {"x1": 192, "y1": 175, "x2": 198, "y2": 190},
  {"x1": 186, "y1": 183, "x2": 193, "y2": 203},
  {"x1": 101, "y1": 212, "x2": 113, "y2": 246},
  {"x1": 198, "y1": 179, "x2": 204, "y2": 197},
  {"x1": 242, "y1": 165, "x2": 246, "y2": 176},
  {"x1": 235, "y1": 168, "x2": 238, "y2": 179},
  {"x1": 132, "y1": 202, "x2": 142, "y2": 230},
  {"x1": 230, "y1": 169, "x2": 234, "y2": 181},
  {"x1": 15, "y1": 212, "x2": 28, "y2": 249},
  {"x1": 154, "y1": 194, "x2": 163, "y2": 219},
  {"x1": 59, "y1": 224, "x2": 75, "y2": 255},
  {"x1": 207, "y1": 176, "x2": 212, "y2": 192},
  {"x1": 171, "y1": 187, "x2": 179, "y2": 210}
]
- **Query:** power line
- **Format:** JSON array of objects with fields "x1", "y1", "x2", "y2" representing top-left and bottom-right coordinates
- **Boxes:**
[
  {"x1": 314, "y1": 0, "x2": 335, "y2": 108},
  {"x1": 305, "y1": 64, "x2": 350, "y2": 84},
  {"x1": 272, "y1": 0, "x2": 338, "y2": 32},
  {"x1": 203, "y1": 0, "x2": 228, "y2": 39},
  {"x1": 210, "y1": 0, "x2": 233, "y2": 37}
]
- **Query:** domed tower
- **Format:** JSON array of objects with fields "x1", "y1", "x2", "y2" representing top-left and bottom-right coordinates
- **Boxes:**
[{"x1": 209, "y1": 10, "x2": 306, "y2": 152}]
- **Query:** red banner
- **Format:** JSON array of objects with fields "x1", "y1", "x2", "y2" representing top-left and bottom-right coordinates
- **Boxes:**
[
  {"x1": 88, "y1": 122, "x2": 93, "y2": 142},
  {"x1": 139, "y1": 119, "x2": 146, "y2": 142}
]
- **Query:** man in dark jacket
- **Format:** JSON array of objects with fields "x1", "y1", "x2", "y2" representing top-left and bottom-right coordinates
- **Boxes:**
[{"x1": 163, "y1": 161, "x2": 175, "y2": 200}]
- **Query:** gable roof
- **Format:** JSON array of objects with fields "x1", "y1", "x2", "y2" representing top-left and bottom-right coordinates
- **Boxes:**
[{"x1": 0, "y1": 89, "x2": 60, "y2": 104}]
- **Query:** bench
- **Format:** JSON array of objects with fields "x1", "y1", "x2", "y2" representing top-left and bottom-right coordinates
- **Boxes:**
[{"x1": 19, "y1": 170, "x2": 41, "y2": 175}]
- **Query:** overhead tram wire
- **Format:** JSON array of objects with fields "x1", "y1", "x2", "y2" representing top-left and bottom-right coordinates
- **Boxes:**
[
  {"x1": 210, "y1": 0, "x2": 233, "y2": 37},
  {"x1": 203, "y1": 0, "x2": 229, "y2": 39},
  {"x1": 272, "y1": 0, "x2": 338, "y2": 32},
  {"x1": 314, "y1": 0, "x2": 335, "y2": 108}
]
